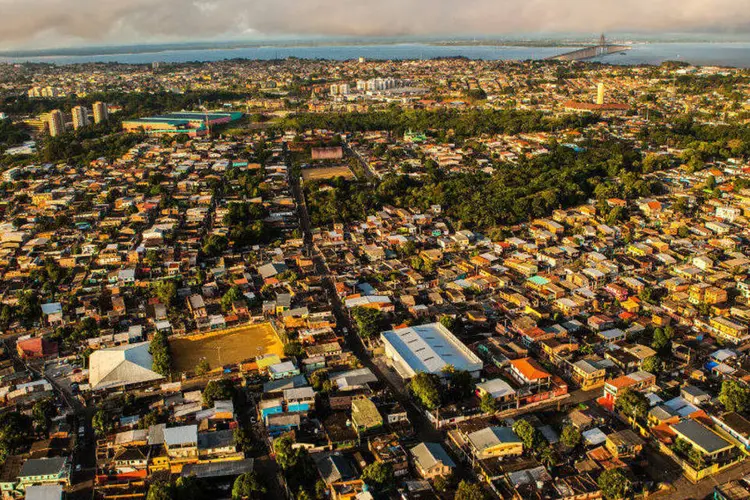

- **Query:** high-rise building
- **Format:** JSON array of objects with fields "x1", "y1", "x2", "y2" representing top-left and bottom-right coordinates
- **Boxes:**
[
  {"x1": 48, "y1": 110, "x2": 65, "y2": 137},
  {"x1": 93, "y1": 102, "x2": 108, "y2": 124},
  {"x1": 72, "y1": 106, "x2": 88, "y2": 130},
  {"x1": 596, "y1": 83, "x2": 605, "y2": 105}
]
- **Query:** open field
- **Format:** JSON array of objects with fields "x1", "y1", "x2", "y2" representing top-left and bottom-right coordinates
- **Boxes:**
[
  {"x1": 301, "y1": 165, "x2": 356, "y2": 181},
  {"x1": 170, "y1": 322, "x2": 284, "y2": 372}
]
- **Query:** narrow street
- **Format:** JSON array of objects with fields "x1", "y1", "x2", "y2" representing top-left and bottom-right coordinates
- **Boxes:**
[{"x1": 286, "y1": 145, "x2": 495, "y2": 497}]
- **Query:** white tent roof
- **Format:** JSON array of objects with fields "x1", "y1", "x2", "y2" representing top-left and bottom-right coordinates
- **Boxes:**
[{"x1": 89, "y1": 341, "x2": 163, "y2": 389}]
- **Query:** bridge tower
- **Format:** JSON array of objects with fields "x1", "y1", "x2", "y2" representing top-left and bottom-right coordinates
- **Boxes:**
[{"x1": 598, "y1": 33, "x2": 607, "y2": 56}]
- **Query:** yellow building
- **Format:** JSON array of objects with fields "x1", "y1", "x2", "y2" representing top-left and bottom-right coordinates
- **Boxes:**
[{"x1": 466, "y1": 426, "x2": 523, "y2": 460}]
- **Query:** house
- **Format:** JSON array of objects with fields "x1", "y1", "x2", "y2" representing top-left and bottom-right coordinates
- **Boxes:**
[
  {"x1": 605, "y1": 429, "x2": 644, "y2": 458},
  {"x1": 40, "y1": 303, "x2": 63, "y2": 326},
  {"x1": 466, "y1": 426, "x2": 523, "y2": 460},
  {"x1": 268, "y1": 361, "x2": 301, "y2": 380},
  {"x1": 187, "y1": 295, "x2": 207, "y2": 319},
  {"x1": 681, "y1": 385, "x2": 711, "y2": 406},
  {"x1": 602, "y1": 370, "x2": 656, "y2": 408},
  {"x1": 284, "y1": 387, "x2": 316, "y2": 413},
  {"x1": 313, "y1": 453, "x2": 364, "y2": 500},
  {"x1": 369, "y1": 435, "x2": 409, "y2": 477},
  {"x1": 475, "y1": 378, "x2": 517, "y2": 411},
  {"x1": 16, "y1": 337, "x2": 58, "y2": 360},
  {"x1": 508, "y1": 357, "x2": 551, "y2": 389},
  {"x1": 351, "y1": 397, "x2": 383, "y2": 434},
  {"x1": 17, "y1": 457, "x2": 70, "y2": 489},
  {"x1": 410, "y1": 442, "x2": 456, "y2": 479},
  {"x1": 163, "y1": 425, "x2": 199, "y2": 472},
  {"x1": 570, "y1": 359, "x2": 606, "y2": 390},
  {"x1": 266, "y1": 413, "x2": 301, "y2": 437},
  {"x1": 25, "y1": 484, "x2": 64, "y2": 500},
  {"x1": 712, "y1": 412, "x2": 750, "y2": 451},
  {"x1": 671, "y1": 420, "x2": 734, "y2": 462}
]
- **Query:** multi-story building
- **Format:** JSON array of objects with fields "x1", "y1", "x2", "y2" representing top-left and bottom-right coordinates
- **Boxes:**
[
  {"x1": 93, "y1": 101, "x2": 109, "y2": 123},
  {"x1": 72, "y1": 106, "x2": 88, "y2": 130},
  {"x1": 48, "y1": 110, "x2": 65, "y2": 137}
]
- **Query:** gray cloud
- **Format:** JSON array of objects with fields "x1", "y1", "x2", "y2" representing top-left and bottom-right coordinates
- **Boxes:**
[{"x1": 2, "y1": 0, "x2": 750, "y2": 49}]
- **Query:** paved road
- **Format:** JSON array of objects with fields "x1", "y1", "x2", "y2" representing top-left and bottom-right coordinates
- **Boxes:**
[
  {"x1": 653, "y1": 455, "x2": 750, "y2": 500},
  {"x1": 343, "y1": 142, "x2": 377, "y2": 181}
]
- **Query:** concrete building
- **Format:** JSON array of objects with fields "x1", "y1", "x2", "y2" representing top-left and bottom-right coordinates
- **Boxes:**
[
  {"x1": 71, "y1": 106, "x2": 88, "y2": 130},
  {"x1": 410, "y1": 442, "x2": 456, "y2": 479},
  {"x1": 93, "y1": 101, "x2": 108, "y2": 123},
  {"x1": 597, "y1": 82, "x2": 605, "y2": 105},
  {"x1": 381, "y1": 323, "x2": 483, "y2": 380},
  {"x1": 48, "y1": 110, "x2": 64, "y2": 137},
  {"x1": 88, "y1": 342, "x2": 163, "y2": 390}
]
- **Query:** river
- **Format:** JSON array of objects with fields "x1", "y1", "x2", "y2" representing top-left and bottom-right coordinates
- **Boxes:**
[{"x1": 2, "y1": 42, "x2": 750, "y2": 67}]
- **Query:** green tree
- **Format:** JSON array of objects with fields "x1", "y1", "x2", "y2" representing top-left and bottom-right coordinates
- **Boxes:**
[
  {"x1": 203, "y1": 234, "x2": 228, "y2": 257},
  {"x1": 152, "y1": 280, "x2": 177, "y2": 307},
  {"x1": 409, "y1": 372, "x2": 441, "y2": 410},
  {"x1": 273, "y1": 435, "x2": 300, "y2": 470},
  {"x1": 202, "y1": 379, "x2": 236, "y2": 407},
  {"x1": 642, "y1": 356, "x2": 662, "y2": 374},
  {"x1": 32, "y1": 398, "x2": 56, "y2": 432},
  {"x1": 597, "y1": 468, "x2": 630, "y2": 499},
  {"x1": 232, "y1": 471, "x2": 267, "y2": 499},
  {"x1": 92, "y1": 409, "x2": 112, "y2": 437},
  {"x1": 351, "y1": 307, "x2": 383, "y2": 340},
  {"x1": 480, "y1": 393, "x2": 498, "y2": 414},
  {"x1": 439, "y1": 315, "x2": 457, "y2": 331},
  {"x1": 150, "y1": 330, "x2": 172, "y2": 376},
  {"x1": 284, "y1": 341, "x2": 304, "y2": 358},
  {"x1": 454, "y1": 480, "x2": 486, "y2": 500},
  {"x1": 174, "y1": 475, "x2": 205, "y2": 500},
  {"x1": 0, "y1": 412, "x2": 33, "y2": 461},
  {"x1": 442, "y1": 365, "x2": 474, "y2": 399},
  {"x1": 512, "y1": 420, "x2": 545, "y2": 452},
  {"x1": 221, "y1": 286, "x2": 244, "y2": 311},
  {"x1": 138, "y1": 409, "x2": 168, "y2": 430},
  {"x1": 309, "y1": 369, "x2": 330, "y2": 392},
  {"x1": 233, "y1": 426, "x2": 255, "y2": 454},
  {"x1": 560, "y1": 425, "x2": 582, "y2": 449},
  {"x1": 719, "y1": 380, "x2": 750, "y2": 413},
  {"x1": 147, "y1": 482, "x2": 173, "y2": 500},
  {"x1": 539, "y1": 445, "x2": 559, "y2": 467},
  {"x1": 651, "y1": 326, "x2": 674, "y2": 352},
  {"x1": 195, "y1": 358, "x2": 211, "y2": 376},
  {"x1": 361, "y1": 462, "x2": 395, "y2": 492},
  {"x1": 615, "y1": 388, "x2": 649, "y2": 420}
]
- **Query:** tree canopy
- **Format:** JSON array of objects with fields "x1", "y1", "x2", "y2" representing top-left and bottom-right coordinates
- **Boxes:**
[
  {"x1": 719, "y1": 380, "x2": 750, "y2": 413},
  {"x1": 409, "y1": 372, "x2": 442, "y2": 410}
]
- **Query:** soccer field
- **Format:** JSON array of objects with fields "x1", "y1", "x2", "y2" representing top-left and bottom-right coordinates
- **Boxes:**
[
  {"x1": 170, "y1": 322, "x2": 284, "y2": 372},
  {"x1": 301, "y1": 165, "x2": 356, "y2": 181}
]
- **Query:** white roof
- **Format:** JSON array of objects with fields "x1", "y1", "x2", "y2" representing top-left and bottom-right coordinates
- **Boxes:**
[
  {"x1": 25, "y1": 485, "x2": 63, "y2": 500},
  {"x1": 477, "y1": 378, "x2": 516, "y2": 399},
  {"x1": 381, "y1": 323, "x2": 483, "y2": 376},
  {"x1": 582, "y1": 427, "x2": 607, "y2": 445},
  {"x1": 164, "y1": 425, "x2": 198, "y2": 446},
  {"x1": 344, "y1": 295, "x2": 391, "y2": 308},
  {"x1": 88, "y1": 342, "x2": 163, "y2": 389}
]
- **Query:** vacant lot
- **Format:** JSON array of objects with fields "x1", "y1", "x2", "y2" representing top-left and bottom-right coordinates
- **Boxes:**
[
  {"x1": 171, "y1": 323, "x2": 284, "y2": 372},
  {"x1": 301, "y1": 165, "x2": 356, "y2": 181}
]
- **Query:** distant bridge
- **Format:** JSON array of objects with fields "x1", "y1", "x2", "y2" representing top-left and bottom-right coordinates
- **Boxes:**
[{"x1": 546, "y1": 34, "x2": 631, "y2": 62}]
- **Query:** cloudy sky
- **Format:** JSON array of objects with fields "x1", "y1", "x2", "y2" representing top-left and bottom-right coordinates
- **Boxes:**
[{"x1": 2, "y1": 0, "x2": 750, "y2": 49}]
